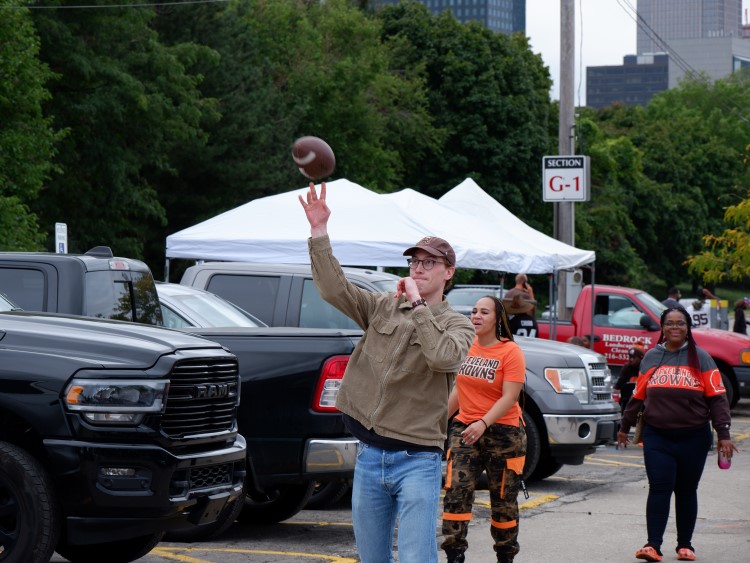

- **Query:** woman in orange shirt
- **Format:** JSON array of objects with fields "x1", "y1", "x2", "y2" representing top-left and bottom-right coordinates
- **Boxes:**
[{"x1": 441, "y1": 296, "x2": 526, "y2": 563}]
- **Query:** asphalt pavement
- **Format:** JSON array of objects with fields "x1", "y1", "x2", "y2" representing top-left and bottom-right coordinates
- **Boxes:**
[{"x1": 459, "y1": 440, "x2": 749, "y2": 562}]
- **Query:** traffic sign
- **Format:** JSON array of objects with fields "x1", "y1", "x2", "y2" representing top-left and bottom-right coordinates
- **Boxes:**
[
  {"x1": 542, "y1": 155, "x2": 590, "y2": 202},
  {"x1": 55, "y1": 222, "x2": 68, "y2": 254}
]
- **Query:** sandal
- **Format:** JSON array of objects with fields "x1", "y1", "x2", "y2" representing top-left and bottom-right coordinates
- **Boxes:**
[
  {"x1": 635, "y1": 545, "x2": 663, "y2": 562},
  {"x1": 677, "y1": 547, "x2": 696, "y2": 561}
]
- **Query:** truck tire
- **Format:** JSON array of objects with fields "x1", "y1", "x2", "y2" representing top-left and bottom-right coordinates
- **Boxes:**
[
  {"x1": 54, "y1": 532, "x2": 163, "y2": 563},
  {"x1": 305, "y1": 478, "x2": 351, "y2": 510},
  {"x1": 521, "y1": 412, "x2": 542, "y2": 482},
  {"x1": 164, "y1": 493, "x2": 245, "y2": 542},
  {"x1": 719, "y1": 369, "x2": 737, "y2": 409},
  {"x1": 0, "y1": 441, "x2": 59, "y2": 563},
  {"x1": 528, "y1": 457, "x2": 563, "y2": 481},
  {"x1": 237, "y1": 482, "x2": 316, "y2": 525}
]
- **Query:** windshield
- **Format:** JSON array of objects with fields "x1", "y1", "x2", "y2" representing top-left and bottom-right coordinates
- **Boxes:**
[
  {"x1": 85, "y1": 271, "x2": 162, "y2": 325},
  {"x1": 447, "y1": 290, "x2": 490, "y2": 307},
  {"x1": 636, "y1": 290, "x2": 668, "y2": 318},
  {"x1": 163, "y1": 292, "x2": 266, "y2": 328}
]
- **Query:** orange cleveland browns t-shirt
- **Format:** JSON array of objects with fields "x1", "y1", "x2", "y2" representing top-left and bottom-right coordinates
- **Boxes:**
[{"x1": 455, "y1": 338, "x2": 526, "y2": 427}]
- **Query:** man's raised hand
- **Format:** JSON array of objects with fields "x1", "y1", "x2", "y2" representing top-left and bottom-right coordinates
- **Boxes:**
[{"x1": 299, "y1": 182, "x2": 330, "y2": 236}]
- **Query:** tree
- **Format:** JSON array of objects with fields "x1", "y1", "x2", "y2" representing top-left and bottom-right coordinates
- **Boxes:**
[
  {"x1": 0, "y1": 1, "x2": 61, "y2": 250},
  {"x1": 153, "y1": 0, "x2": 438, "y2": 277},
  {"x1": 573, "y1": 109, "x2": 650, "y2": 286},
  {"x1": 686, "y1": 187, "x2": 750, "y2": 284},
  {"x1": 30, "y1": 1, "x2": 215, "y2": 260},
  {"x1": 633, "y1": 75, "x2": 750, "y2": 285},
  {"x1": 376, "y1": 3, "x2": 553, "y2": 223}
]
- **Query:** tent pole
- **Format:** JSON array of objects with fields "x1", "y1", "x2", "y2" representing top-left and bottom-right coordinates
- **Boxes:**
[
  {"x1": 550, "y1": 270, "x2": 557, "y2": 341},
  {"x1": 164, "y1": 258, "x2": 170, "y2": 282},
  {"x1": 589, "y1": 262, "x2": 595, "y2": 350}
]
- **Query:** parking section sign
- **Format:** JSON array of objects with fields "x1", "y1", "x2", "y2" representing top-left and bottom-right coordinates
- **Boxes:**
[{"x1": 542, "y1": 155, "x2": 590, "y2": 202}]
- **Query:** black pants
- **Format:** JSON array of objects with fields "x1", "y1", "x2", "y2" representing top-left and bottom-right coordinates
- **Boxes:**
[{"x1": 642, "y1": 423, "x2": 712, "y2": 551}]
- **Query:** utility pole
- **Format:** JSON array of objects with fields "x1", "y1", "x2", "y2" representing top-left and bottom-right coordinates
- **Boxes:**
[{"x1": 555, "y1": 0, "x2": 576, "y2": 320}]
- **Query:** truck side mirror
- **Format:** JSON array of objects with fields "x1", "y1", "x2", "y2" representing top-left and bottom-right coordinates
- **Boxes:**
[{"x1": 640, "y1": 313, "x2": 660, "y2": 331}]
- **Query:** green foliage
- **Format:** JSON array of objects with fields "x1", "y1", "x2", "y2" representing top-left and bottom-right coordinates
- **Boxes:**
[
  {"x1": 30, "y1": 1, "x2": 215, "y2": 258},
  {"x1": 687, "y1": 189, "x2": 750, "y2": 284},
  {"x1": 375, "y1": 3, "x2": 552, "y2": 226},
  {"x1": 0, "y1": 2, "x2": 61, "y2": 250},
  {"x1": 583, "y1": 73, "x2": 750, "y2": 288}
]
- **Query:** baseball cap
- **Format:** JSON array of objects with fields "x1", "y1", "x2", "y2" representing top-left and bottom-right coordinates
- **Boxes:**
[{"x1": 403, "y1": 236, "x2": 456, "y2": 266}]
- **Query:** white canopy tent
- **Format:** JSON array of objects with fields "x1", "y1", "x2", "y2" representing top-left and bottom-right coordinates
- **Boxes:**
[{"x1": 165, "y1": 177, "x2": 595, "y2": 274}]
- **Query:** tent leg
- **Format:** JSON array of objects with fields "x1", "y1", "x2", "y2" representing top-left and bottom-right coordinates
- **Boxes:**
[{"x1": 164, "y1": 258, "x2": 170, "y2": 282}]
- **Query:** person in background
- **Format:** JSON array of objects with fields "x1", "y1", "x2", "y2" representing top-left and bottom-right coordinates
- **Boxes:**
[
  {"x1": 503, "y1": 293, "x2": 538, "y2": 338},
  {"x1": 732, "y1": 298, "x2": 749, "y2": 335},
  {"x1": 662, "y1": 287, "x2": 682, "y2": 309},
  {"x1": 566, "y1": 335, "x2": 587, "y2": 347},
  {"x1": 442, "y1": 296, "x2": 526, "y2": 563},
  {"x1": 684, "y1": 298, "x2": 710, "y2": 329},
  {"x1": 299, "y1": 182, "x2": 475, "y2": 563},
  {"x1": 617, "y1": 307, "x2": 737, "y2": 563},
  {"x1": 503, "y1": 273, "x2": 535, "y2": 304},
  {"x1": 613, "y1": 344, "x2": 645, "y2": 414}
]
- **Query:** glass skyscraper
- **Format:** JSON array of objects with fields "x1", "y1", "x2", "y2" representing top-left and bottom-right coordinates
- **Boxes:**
[
  {"x1": 371, "y1": 0, "x2": 526, "y2": 35},
  {"x1": 637, "y1": 0, "x2": 742, "y2": 54}
]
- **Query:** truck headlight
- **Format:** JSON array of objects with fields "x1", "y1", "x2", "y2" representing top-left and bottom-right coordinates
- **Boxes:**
[
  {"x1": 64, "y1": 379, "x2": 169, "y2": 425},
  {"x1": 544, "y1": 368, "x2": 590, "y2": 404}
]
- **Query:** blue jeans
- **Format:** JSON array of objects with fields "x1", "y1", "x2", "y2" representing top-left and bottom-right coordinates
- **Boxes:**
[{"x1": 351, "y1": 442, "x2": 442, "y2": 563}]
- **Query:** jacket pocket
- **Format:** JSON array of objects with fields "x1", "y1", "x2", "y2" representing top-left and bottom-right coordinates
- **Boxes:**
[{"x1": 362, "y1": 316, "x2": 398, "y2": 363}]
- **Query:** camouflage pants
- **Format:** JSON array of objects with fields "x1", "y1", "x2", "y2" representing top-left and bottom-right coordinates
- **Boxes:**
[{"x1": 441, "y1": 420, "x2": 526, "y2": 559}]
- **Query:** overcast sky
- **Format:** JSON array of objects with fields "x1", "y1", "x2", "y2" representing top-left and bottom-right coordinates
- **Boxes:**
[{"x1": 525, "y1": 0, "x2": 750, "y2": 105}]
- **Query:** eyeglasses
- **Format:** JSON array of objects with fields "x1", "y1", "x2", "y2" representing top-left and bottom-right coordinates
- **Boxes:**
[
  {"x1": 407, "y1": 258, "x2": 445, "y2": 270},
  {"x1": 663, "y1": 321, "x2": 688, "y2": 328}
]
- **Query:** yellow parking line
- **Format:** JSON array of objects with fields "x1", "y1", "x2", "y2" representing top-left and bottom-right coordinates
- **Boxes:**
[
  {"x1": 585, "y1": 457, "x2": 644, "y2": 468},
  {"x1": 152, "y1": 546, "x2": 357, "y2": 562},
  {"x1": 520, "y1": 493, "x2": 559, "y2": 510}
]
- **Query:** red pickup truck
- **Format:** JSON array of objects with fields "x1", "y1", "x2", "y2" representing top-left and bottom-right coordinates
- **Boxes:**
[{"x1": 537, "y1": 285, "x2": 750, "y2": 408}]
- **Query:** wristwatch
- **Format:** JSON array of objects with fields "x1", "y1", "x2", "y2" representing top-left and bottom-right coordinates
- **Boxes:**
[{"x1": 412, "y1": 298, "x2": 427, "y2": 309}]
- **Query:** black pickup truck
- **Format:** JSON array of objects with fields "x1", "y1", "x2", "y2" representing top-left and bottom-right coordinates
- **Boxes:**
[
  {"x1": 0, "y1": 248, "x2": 361, "y2": 533},
  {"x1": 0, "y1": 311, "x2": 246, "y2": 563}
]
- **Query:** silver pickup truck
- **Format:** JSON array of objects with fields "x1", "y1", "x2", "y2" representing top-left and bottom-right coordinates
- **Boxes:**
[{"x1": 180, "y1": 262, "x2": 620, "y2": 481}]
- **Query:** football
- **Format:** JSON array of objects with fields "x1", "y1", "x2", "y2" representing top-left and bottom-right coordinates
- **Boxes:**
[{"x1": 292, "y1": 136, "x2": 336, "y2": 180}]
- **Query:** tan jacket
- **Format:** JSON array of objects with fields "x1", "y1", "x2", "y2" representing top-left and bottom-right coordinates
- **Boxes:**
[{"x1": 309, "y1": 235, "x2": 474, "y2": 448}]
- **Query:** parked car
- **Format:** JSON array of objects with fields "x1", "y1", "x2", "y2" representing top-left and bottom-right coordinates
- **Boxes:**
[
  {"x1": 156, "y1": 282, "x2": 266, "y2": 329},
  {"x1": 0, "y1": 248, "x2": 364, "y2": 532},
  {"x1": 446, "y1": 285, "x2": 505, "y2": 316},
  {"x1": 155, "y1": 282, "x2": 349, "y2": 510},
  {"x1": 0, "y1": 311, "x2": 246, "y2": 563}
]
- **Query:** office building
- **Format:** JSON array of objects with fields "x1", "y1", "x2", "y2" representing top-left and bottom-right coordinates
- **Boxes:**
[
  {"x1": 371, "y1": 0, "x2": 526, "y2": 35},
  {"x1": 637, "y1": 0, "x2": 742, "y2": 54},
  {"x1": 587, "y1": 54, "x2": 669, "y2": 109},
  {"x1": 586, "y1": 0, "x2": 748, "y2": 108}
]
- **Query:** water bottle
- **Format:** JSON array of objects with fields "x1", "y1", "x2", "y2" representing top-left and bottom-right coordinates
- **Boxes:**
[{"x1": 718, "y1": 451, "x2": 731, "y2": 470}]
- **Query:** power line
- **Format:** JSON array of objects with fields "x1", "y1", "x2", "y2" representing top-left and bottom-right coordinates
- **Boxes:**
[{"x1": 614, "y1": 0, "x2": 750, "y2": 124}]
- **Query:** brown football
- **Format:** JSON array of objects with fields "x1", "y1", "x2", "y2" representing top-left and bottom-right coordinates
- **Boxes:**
[{"x1": 292, "y1": 136, "x2": 336, "y2": 180}]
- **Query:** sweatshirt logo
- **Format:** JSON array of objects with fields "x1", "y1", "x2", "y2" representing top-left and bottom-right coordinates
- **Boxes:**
[
  {"x1": 458, "y1": 355, "x2": 499, "y2": 382},
  {"x1": 649, "y1": 366, "x2": 700, "y2": 389}
]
